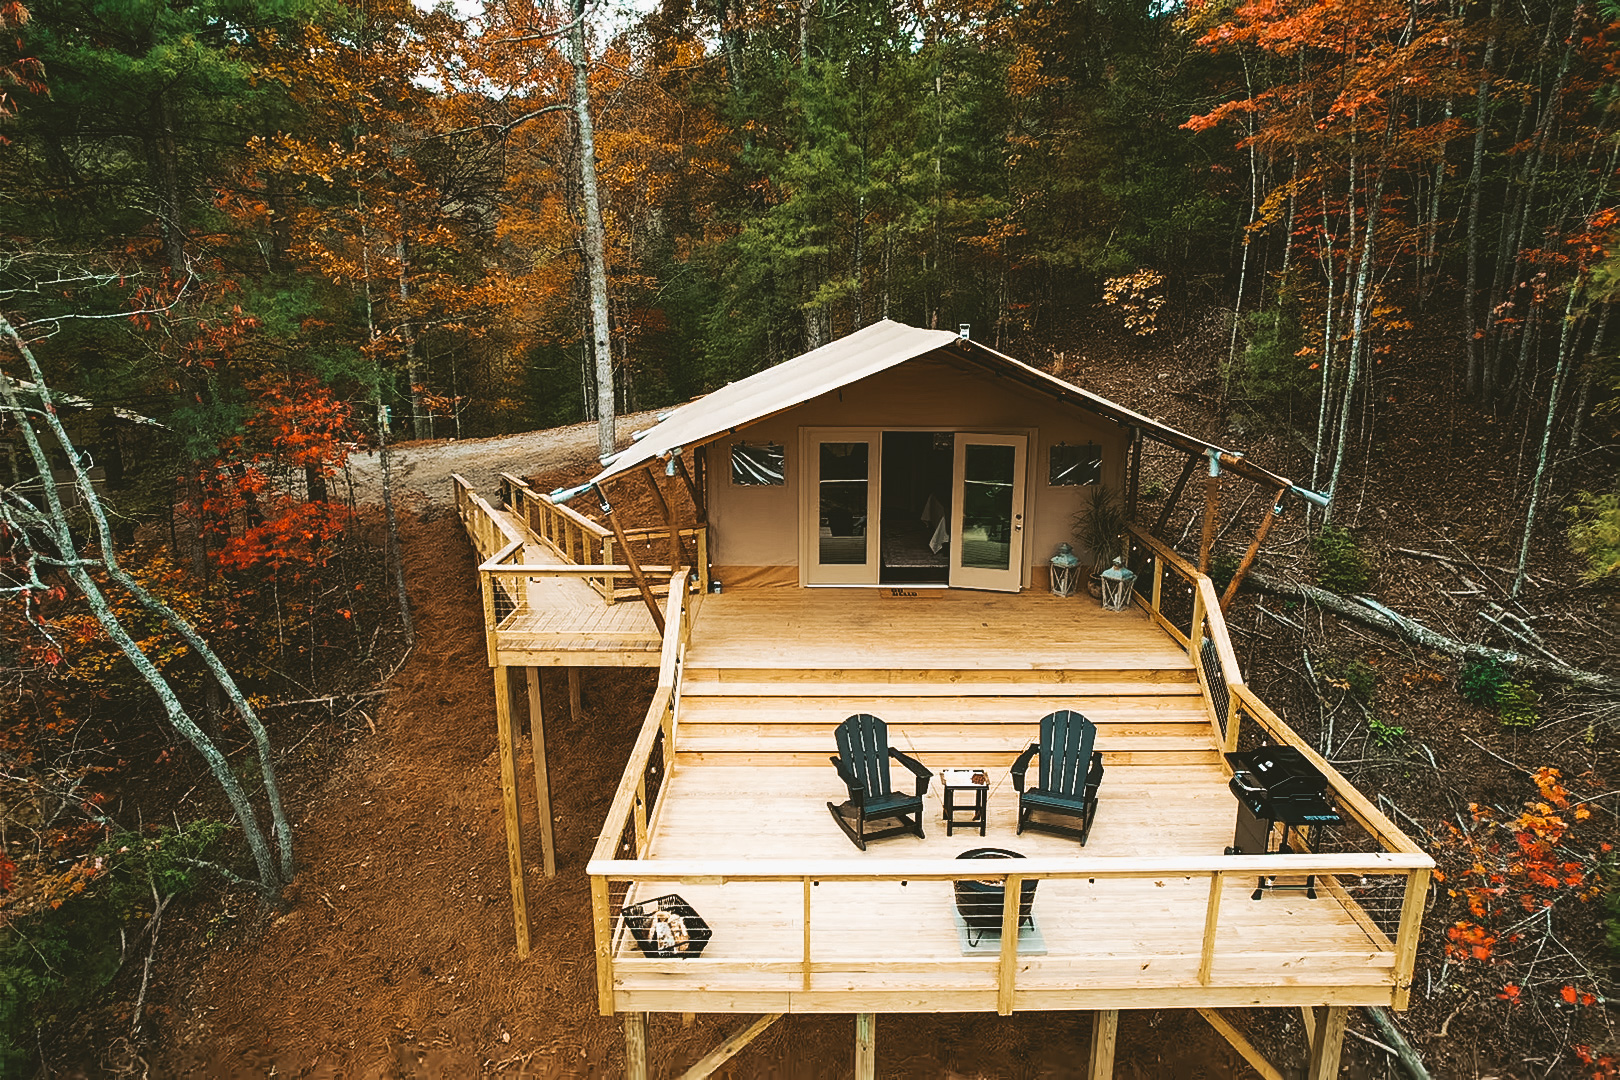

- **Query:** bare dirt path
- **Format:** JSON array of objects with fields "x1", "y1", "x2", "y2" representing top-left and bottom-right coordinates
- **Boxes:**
[{"x1": 346, "y1": 411, "x2": 664, "y2": 507}]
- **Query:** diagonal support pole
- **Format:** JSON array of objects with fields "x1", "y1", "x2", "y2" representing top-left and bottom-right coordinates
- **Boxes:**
[
  {"x1": 676, "y1": 1013, "x2": 784, "y2": 1080},
  {"x1": 1152, "y1": 454, "x2": 1200, "y2": 537},
  {"x1": 1220, "y1": 486, "x2": 1289, "y2": 612},
  {"x1": 594, "y1": 482, "x2": 665, "y2": 634}
]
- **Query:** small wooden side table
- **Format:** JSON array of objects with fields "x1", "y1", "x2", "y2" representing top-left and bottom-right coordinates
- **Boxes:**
[{"x1": 941, "y1": 768, "x2": 990, "y2": 837}]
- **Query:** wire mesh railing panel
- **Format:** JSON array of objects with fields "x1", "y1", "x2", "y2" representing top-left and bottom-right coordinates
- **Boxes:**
[{"x1": 1200, "y1": 638, "x2": 1231, "y2": 733}]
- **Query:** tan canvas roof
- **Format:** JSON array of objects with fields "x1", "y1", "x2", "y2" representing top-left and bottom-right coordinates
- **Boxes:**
[
  {"x1": 591, "y1": 320, "x2": 957, "y2": 482},
  {"x1": 587, "y1": 319, "x2": 1324, "y2": 504}
]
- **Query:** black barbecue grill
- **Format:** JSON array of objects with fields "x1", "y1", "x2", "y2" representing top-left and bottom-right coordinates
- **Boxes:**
[{"x1": 1224, "y1": 746, "x2": 1342, "y2": 899}]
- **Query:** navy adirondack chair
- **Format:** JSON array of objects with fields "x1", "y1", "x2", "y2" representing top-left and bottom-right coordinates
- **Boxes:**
[
  {"x1": 827, "y1": 714, "x2": 932, "y2": 851},
  {"x1": 1011, "y1": 710, "x2": 1105, "y2": 843}
]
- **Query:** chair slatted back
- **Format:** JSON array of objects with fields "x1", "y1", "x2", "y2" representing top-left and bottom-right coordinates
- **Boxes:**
[
  {"x1": 835, "y1": 714, "x2": 893, "y2": 798},
  {"x1": 1037, "y1": 710, "x2": 1097, "y2": 796}
]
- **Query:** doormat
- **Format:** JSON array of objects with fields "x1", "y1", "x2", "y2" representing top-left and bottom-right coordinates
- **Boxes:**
[{"x1": 952, "y1": 909, "x2": 1048, "y2": 956}]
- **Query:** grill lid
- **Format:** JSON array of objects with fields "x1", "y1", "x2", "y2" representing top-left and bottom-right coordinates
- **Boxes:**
[{"x1": 1224, "y1": 746, "x2": 1342, "y2": 825}]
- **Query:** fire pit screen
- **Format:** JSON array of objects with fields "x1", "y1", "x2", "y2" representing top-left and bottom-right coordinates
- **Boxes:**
[{"x1": 953, "y1": 848, "x2": 1038, "y2": 947}]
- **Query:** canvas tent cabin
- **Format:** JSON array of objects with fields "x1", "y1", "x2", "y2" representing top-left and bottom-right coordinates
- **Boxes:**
[
  {"x1": 453, "y1": 320, "x2": 1429, "y2": 1080},
  {"x1": 588, "y1": 319, "x2": 1303, "y2": 594}
]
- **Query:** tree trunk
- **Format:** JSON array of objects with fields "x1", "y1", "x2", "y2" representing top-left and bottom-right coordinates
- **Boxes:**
[
  {"x1": 1511, "y1": 276, "x2": 1583, "y2": 595},
  {"x1": 1324, "y1": 153, "x2": 1385, "y2": 526},
  {"x1": 1243, "y1": 570, "x2": 1617, "y2": 691},
  {"x1": 1463, "y1": 3, "x2": 1498, "y2": 397},
  {"x1": 0, "y1": 319, "x2": 284, "y2": 897},
  {"x1": 570, "y1": 0, "x2": 616, "y2": 462}
]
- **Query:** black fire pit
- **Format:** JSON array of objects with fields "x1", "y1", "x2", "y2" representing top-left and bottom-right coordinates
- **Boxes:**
[{"x1": 953, "y1": 848, "x2": 1038, "y2": 947}]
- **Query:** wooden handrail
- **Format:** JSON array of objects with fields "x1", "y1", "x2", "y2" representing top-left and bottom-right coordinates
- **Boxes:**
[
  {"x1": 1126, "y1": 522, "x2": 1200, "y2": 581},
  {"x1": 586, "y1": 851, "x2": 1433, "y2": 881},
  {"x1": 480, "y1": 562, "x2": 684, "y2": 576}
]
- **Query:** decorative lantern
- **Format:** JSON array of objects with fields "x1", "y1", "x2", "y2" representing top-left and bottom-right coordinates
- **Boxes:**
[
  {"x1": 1099, "y1": 556, "x2": 1137, "y2": 611},
  {"x1": 1050, "y1": 543, "x2": 1081, "y2": 597}
]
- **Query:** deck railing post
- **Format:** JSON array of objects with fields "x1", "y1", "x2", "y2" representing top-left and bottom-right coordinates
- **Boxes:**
[
  {"x1": 1198, "y1": 871, "x2": 1224, "y2": 985},
  {"x1": 997, "y1": 874, "x2": 1022, "y2": 1015},
  {"x1": 591, "y1": 875, "x2": 614, "y2": 1015},
  {"x1": 633, "y1": 773, "x2": 649, "y2": 855},
  {"x1": 1151, "y1": 555, "x2": 1163, "y2": 612},
  {"x1": 1391, "y1": 868, "x2": 1432, "y2": 1009},
  {"x1": 481, "y1": 569, "x2": 497, "y2": 668},
  {"x1": 802, "y1": 878, "x2": 813, "y2": 991},
  {"x1": 697, "y1": 527, "x2": 710, "y2": 594}
]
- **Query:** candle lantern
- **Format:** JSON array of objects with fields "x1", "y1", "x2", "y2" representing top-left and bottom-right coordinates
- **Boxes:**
[
  {"x1": 1050, "y1": 543, "x2": 1081, "y2": 597},
  {"x1": 1099, "y1": 556, "x2": 1138, "y2": 611}
]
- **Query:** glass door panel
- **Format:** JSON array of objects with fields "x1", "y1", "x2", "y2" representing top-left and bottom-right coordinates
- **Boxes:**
[
  {"x1": 803, "y1": 430, "x2": 880, "y2": 584},
  {"x1": 818, "y1": 442, "x2": 869, "y2": 565},
  {"x1": 949, "y1": 434, "x2": 1027, "y2": 591}
]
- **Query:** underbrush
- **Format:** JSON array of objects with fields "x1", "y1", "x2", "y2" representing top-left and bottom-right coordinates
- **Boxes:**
[{"x1": 0, "y1": 518, "x2": 409, "y2": 1072}]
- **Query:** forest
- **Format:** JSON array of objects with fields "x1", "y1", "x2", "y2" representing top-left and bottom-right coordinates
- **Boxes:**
[{"x1": 0, "y1": 0, "x2": 1617, "y2": 1073}]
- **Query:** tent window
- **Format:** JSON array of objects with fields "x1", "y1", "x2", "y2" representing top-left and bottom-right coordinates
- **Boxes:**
[
  {"x1": 731, "y1": 442, "x2": 786, "y2": 486},
  {"x1": 1049, "y1": 442, "x2": 1101, "y2": 486}
]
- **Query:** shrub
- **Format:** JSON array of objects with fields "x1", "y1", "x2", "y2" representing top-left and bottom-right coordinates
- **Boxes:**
[
  {"x1": 1319, "y1": 656, "x2": 1377, "y2": 704},
  {"x1": 1460, "y1": 657, "x2": 1511, "y2": 706},
  {"x1": 1460, "y1": 658, "x2": 1540, "y2": 728},
  {"x1": 1497, "y1": 682, "x2": 1541, "y2": 729},
  {"x1": 0, "y1": 822, "x2": 228, "y2": 1073},
  {"x1": 1566, "y1": 490, "x2": 1620, "y2": 582},
  {"x1": 1312, "y1": 526, "x2": 1369, "y2": 592},
  {"x1": 1208, "y1": 550, "x2": 1241, "y2": 592}
]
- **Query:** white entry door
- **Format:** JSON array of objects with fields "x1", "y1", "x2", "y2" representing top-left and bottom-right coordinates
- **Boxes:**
[
  {"x1": 949, "y1": 434, "x2": 1028, "y2": 592},
  {"x1": 803, "y1": 429, "x2": 881, "y2": 585}
]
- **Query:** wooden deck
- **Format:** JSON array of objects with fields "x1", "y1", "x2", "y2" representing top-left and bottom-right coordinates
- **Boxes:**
[{"x1": 591, "y1": 586, "x2": 1430, "y2": 1016}]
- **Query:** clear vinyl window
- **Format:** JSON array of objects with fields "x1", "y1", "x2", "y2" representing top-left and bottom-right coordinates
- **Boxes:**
[{"x1": 731, "y1": 442, "x2": 786, "y2": 486}]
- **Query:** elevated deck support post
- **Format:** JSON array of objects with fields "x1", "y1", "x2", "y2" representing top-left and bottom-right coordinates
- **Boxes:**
[
  {"x1": 854, "y1": 1013, "x2": 876, "y2": 1080},
  {"x1": 623, "y1": 1012, "x2": 648, "y2": 1080},
  {"x1": 1199, "y1": 452, "x2": 1223, "y2": 574},
  {"x1": 1306, "y1": 1006, "x2": 1348, "y2": 1080},
  {"x1": 568, "y1": 667, "x2": 583, "y2": 725},
  {"x1": 492, "y1": 664, "x2": 530, "y2": 956},
  {"x1": 594, "y1": 482, "x2": 666, "y2": 634},
  {"x1": 1088, "y1": 1010, "x2": 1118, "y2": 1079},
  {"x1": 1219, "y1": 487, "x2": 1289, "y2": 613},
  {"x1": 1152, "y1": 454, "x2": 1200, "y2": 538},
  {"x1": 525, "y1": 667, "x2": 557, "y2": 878}
]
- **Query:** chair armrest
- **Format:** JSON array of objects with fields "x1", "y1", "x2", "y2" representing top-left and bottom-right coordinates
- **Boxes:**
[
  {"x1": 889, "y1": 747, "x2": 932, "y2": 796},
  {"x1": 829, "y1": 754, "x2": 865, "y2": 803},
  {"x1": 1085, "y1": 751, "x2": 1105, "y2": 797},
  {"x1": 1010, "y1": 743, "x2": 1039, "y2": 791}
]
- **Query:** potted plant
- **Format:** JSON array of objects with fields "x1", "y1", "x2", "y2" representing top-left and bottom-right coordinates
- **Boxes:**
[{"x1": 1072, "y1": 484, "x2": 1125, "y2": 598}]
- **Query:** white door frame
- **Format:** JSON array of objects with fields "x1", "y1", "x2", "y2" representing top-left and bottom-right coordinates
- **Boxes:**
[
  {"x1": 948, "y1": 433, "x2": 1029, "y2": 592},
  {"x1": 800, "y1": 428, "x2": 882, "y2": 586}
]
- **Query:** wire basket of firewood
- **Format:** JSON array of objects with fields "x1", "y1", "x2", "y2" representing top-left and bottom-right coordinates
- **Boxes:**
[{"x1": 621, "y1": 894, "x2": 712, "y2": 958}]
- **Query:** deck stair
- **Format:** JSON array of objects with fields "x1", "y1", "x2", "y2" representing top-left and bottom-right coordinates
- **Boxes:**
[{"x1": 675, "y1": 592, "x2": 1219, "y2": 770}]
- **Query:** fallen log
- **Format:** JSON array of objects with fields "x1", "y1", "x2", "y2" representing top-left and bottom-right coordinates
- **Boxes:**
[{"x1": 1242, "y1": 570, "x2": 1619, "y2": 693}]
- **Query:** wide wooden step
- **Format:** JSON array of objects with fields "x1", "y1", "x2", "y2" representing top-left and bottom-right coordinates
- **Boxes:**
[
  {"x1": 676, "y1": 695, "x2": 1212, "y2": 726},
  {"x1": 678, "y1": 673, "x2": 1202, "y2": 701},
  {"x1": 677, "y1": 660, "x2": 1198, "y2": 683},
  {"x1": 674, "y1": 747, "x2": 1223, "y2": 768}
]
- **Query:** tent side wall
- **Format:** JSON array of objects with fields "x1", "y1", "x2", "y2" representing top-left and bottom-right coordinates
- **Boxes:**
[{"x1": 705, "y1": 354, "x2": 1130, "y2": 588}]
